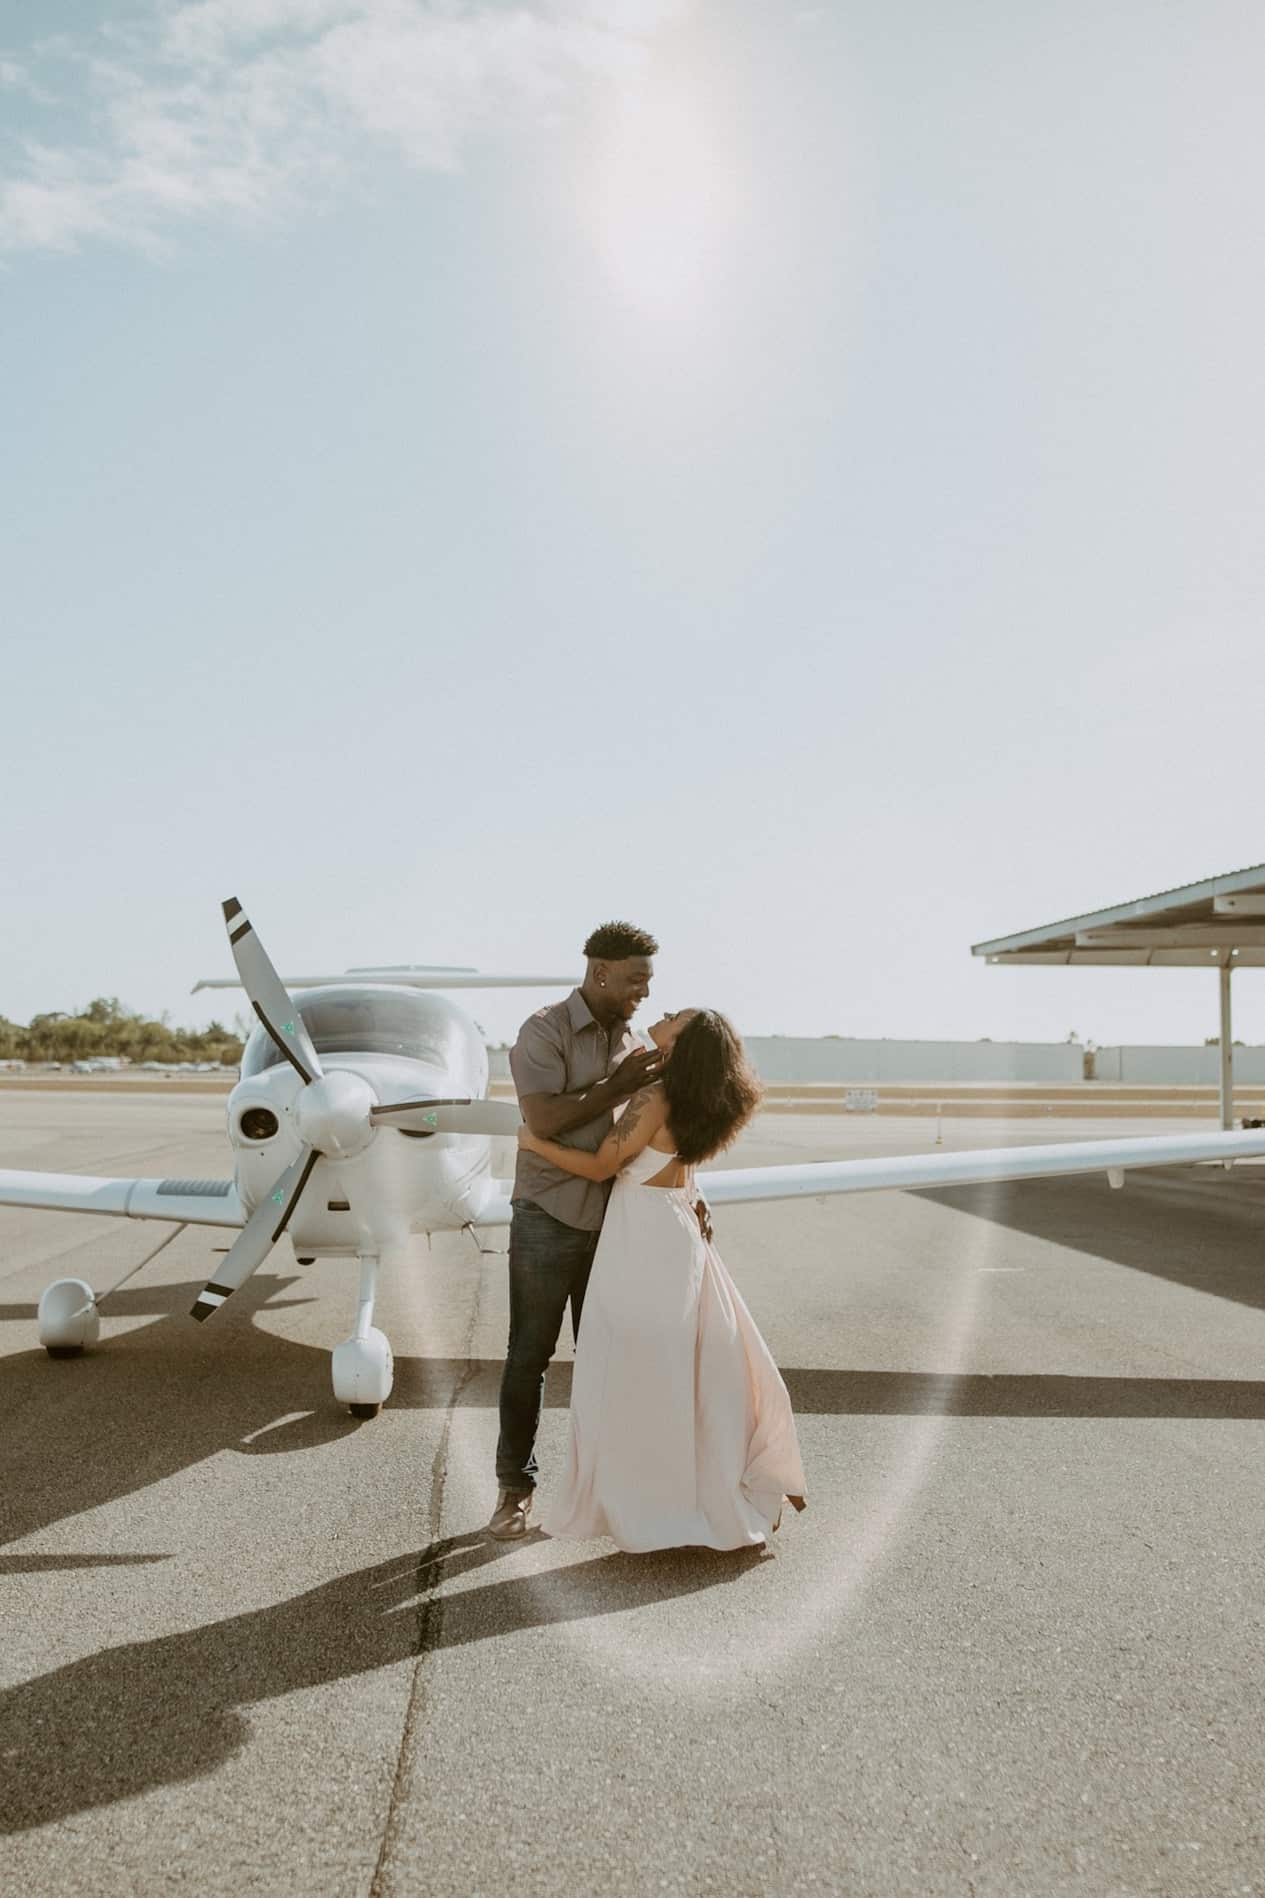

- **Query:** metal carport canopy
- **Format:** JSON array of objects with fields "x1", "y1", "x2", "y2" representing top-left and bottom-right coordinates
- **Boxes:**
[{"x1": 971, "y1": 862, "x2": 1265, "y2": 1130}]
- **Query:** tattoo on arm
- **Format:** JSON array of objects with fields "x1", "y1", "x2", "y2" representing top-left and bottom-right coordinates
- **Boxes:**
[{"x1": 612, "y1": 1086, "x2": 657, "y2": 1150}]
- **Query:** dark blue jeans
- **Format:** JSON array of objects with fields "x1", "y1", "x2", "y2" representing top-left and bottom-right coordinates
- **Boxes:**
[{"x1": 495, "y1": 1198, "x2": 601, "y2": 1494}]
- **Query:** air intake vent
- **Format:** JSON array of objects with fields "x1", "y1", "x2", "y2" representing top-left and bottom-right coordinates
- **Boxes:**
[{"x1": 239, "y1": 1107, "x2": 279, "y2": 1142}]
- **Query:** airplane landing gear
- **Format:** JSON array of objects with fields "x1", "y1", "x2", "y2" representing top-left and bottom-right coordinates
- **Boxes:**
[
  {"x1": 38, "y1": 1278, "x2": 100, "y2": 1356},
  {"x1": 331, "y1": 1252, "x2": 394, "y2": 1417}
]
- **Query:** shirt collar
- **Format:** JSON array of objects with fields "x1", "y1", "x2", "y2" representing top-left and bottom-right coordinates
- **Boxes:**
[{"x1": 566, "y1": 987, "x2": 601, "y2": 1033}]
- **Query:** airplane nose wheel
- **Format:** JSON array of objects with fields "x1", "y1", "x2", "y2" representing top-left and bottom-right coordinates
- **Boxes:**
[{"x1": 331, "y1": 1253, "x2": 394, "y2": 1418}]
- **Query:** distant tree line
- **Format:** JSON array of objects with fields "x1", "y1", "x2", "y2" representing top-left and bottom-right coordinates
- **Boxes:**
[{"x1": 0, "y1": 997, "x2": 244, "y2": 1066}]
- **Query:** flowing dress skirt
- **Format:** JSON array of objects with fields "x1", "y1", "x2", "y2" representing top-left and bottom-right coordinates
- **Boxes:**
[{"x1": 540, "y1": 1173, "x2": 807, "y2": 1552}]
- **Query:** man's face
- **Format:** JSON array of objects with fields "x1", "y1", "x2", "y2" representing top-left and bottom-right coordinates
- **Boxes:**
[{"x1": 596, "y1": 955, "x2": 654, "y2": 1021}]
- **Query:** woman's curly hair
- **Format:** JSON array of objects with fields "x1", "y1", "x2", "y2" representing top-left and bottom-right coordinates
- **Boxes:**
[{"x1": 661, "y1": 1009, "x2": 762, "y2": 1165}]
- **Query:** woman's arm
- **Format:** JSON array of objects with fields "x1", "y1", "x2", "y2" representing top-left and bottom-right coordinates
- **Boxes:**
[{"x1": 517, "y1": 1085, "x2": 667, "y2": 1181}]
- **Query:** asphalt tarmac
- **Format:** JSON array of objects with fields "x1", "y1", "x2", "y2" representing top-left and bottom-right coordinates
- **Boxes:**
[{"x1": 2, "y1": 1090, "x2": 1264, "y2": 1897}]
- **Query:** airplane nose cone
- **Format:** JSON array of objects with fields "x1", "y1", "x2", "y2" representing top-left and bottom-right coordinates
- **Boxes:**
[{"x1": 295, "y1": 1070, "x2": 376, "y2": 1158}]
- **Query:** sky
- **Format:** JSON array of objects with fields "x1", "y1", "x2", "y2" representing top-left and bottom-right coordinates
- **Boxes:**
[{"x1": 3, "y1": 0, "x2": 1265, "y2": 1051}]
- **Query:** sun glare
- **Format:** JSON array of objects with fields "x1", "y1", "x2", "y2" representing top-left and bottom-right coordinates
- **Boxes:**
[{"x1": 586, "y1": 83, "x2": 739, "y2": 321}]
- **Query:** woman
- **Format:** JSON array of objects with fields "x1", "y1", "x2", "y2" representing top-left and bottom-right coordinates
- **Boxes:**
[{"x1": 517, "y1": 1007, "x2": 807, "y2": 1553}]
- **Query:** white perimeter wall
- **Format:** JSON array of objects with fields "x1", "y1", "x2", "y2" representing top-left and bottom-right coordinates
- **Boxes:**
[
  {"x1": 488, "y1": 1038, "x2": 1265, "y2": 1085},
  {"x1": 741, "y1": 1039, "x2": 1084, "y2": 1083},
  {"x1": 1094, "y1": 1045, "x2": 1265, "y2": 1084},
  {"x1": 489, "y1": 1040, "x2": 1083, "y2": 1083}
]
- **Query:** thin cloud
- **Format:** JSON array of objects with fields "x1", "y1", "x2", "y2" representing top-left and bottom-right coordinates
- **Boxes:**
[
  {"x1": 0, "y1": 0, "x2": 685, "y2": 254},
  {"x1": 0, "y1": 57, "x2": 59, "y2": 105}
]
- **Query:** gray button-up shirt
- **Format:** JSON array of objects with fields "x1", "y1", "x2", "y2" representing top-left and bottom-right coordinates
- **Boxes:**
[{"x1": 509, "y1": 988, "x2": 639, "y2": 1230}]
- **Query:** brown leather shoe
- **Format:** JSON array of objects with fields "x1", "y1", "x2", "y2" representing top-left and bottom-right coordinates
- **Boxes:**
[{"x1": 487, "y1": 1488, "x2": 533, "y2": 1539}]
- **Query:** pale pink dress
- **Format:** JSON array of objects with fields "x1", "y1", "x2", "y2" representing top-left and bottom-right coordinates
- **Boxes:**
[{"x1": 541, "y1": 1143, "x2": 807, "y2": 1552}]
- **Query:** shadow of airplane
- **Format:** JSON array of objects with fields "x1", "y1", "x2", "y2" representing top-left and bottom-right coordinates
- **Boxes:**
[
  {"x1": 0, "y1": 1532, "x2": 764, "y2": 1834},
  {"x1": 0, "y1": 1274, "x2": 352, "y2": 1547},
  {"x1": 5, "y1": 1261, "x2": 1265, "y2": 1556},
  {"x1": 916, "y1": 1162, "x2": 1265, "y2": 1314}
]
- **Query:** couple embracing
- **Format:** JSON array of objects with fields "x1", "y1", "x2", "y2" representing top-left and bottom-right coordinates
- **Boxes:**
[{"x1": 488, "y1": 921, "x2": 806, "y2": 1552}]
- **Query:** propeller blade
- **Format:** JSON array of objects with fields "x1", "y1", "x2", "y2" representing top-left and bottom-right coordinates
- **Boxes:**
[
  {"x1": 190, "y1": 1148, "x2": 319, "y2": 1322},
  {"x1": 370, "y1": 1098, "x2": 523, "y2": 1137},
  {"x1": 221, "y1": 897, "x2": 323, "y2": 1085}
]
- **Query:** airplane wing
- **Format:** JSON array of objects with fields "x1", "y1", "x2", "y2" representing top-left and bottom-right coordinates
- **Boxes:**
[
  {"x1": 464, "y1": 1129, "x2": 1265, "y2": 1232},
  {"x1": 697, "y1": 1128, "x2": 1265, "y2": 1205},
  {"x1": 191, "y1": 973, "x2": 577, "y2": 993},
  {"x1": 0, "y1": 1171, "x2": 244, "y2": 1228},
  {"x1": 9, "y1": 1132, "x2": 1262, "y2": 1241}
]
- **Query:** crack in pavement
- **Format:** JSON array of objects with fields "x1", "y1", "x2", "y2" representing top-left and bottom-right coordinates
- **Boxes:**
[{"x1": 368, "y1": 1245, "x2": 487, "y2": 1896}]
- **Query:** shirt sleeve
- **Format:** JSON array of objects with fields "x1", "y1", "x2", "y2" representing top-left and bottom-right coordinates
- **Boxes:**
[{"x1": 510, "y1": 1013, "x2": 567, "y2": 1101}]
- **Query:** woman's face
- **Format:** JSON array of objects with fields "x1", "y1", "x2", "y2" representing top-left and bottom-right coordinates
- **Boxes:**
[{"x1": 647, "y1": 1008, "x2": 699, "y2": 1054}]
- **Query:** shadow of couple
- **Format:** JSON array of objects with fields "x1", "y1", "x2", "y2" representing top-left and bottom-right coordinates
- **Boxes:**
[{"x1": 0, "y1": 1525, "x2": 767, "y2": 1834}]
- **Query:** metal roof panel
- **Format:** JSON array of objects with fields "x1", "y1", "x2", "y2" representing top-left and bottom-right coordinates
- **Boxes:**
[{"x1": 972, "y1": 862, "x2": 1265, "y2": 957}]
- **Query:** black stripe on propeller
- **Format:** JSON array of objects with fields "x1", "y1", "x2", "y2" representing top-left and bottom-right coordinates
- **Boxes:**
[
  {"x1": 221, "y1": 897, "x2": 324, "y2": 1086},
  {"x1": 190, "y1": 1148, "x2": 320, "y2": 1322}
]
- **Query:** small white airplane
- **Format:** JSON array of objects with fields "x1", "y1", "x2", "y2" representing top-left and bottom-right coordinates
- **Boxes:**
[{"x1": 5, "y1": 899, "x2": 1265, "y2": 1418}]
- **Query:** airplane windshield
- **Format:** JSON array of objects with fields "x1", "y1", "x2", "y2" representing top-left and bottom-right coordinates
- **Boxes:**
[{"x1": 239, "y1": 988, "x2": 463, "y2": 1078}]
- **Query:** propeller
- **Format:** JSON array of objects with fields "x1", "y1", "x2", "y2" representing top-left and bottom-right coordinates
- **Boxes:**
[
  {"x1": 370, "y1": 1098, "x2": 523, "y2": 1137},
  {"x1": 191, "y1": 898, "x2": 324, "y2": 1322},
  {"x1": 191, "y1": 900, "x2": 521, "y2": 1323},
  {"x1": 222, "y1": 897, "x2": 324, "y2": 1085},
  {"x1": 191, "y1": 1147, "x2": 318, "y2": 1322}
]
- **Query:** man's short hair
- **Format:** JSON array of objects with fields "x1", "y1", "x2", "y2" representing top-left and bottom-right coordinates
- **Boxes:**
[{"x1": 583, "y1": 920, "x2": 659, "y2": 961}]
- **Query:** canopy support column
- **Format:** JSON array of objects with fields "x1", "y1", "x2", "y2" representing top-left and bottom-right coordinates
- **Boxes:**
[{"x1": 1219, "y1": 962, "x2": 1234, "y2": 1130}]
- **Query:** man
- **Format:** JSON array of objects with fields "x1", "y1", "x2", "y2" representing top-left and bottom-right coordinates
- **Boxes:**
[{"x1": 488, "y1": 920, "x2": 662, "y2": 1539}]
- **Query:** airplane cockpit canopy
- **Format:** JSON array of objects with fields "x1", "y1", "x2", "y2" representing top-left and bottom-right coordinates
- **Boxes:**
[{"x1": 239, "y1": 986, "x2": 475, "y2": 1079}]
